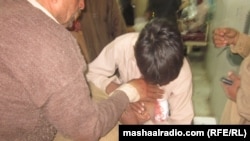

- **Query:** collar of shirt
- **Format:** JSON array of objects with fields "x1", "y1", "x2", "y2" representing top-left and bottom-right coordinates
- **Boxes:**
[{"x1": 27, "y1": 0, "x2": 59, "y2": 24}]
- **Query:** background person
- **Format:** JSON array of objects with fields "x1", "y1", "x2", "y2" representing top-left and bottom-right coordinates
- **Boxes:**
[
  {"x1": 119, "y1": 0, "x2": 135, "y2": 28},
  {"x1": 146, "y1": 0, "x2": 182, "y2": 25},
  {"x1": 179, "y1": 0, "x2": 210, "y2": 34},
  {"x1": 133, "y1": 0, "x2": 182, "y2": 32},
  {"x1": 213, "y1": 27, "x2": 250, "y2": 124},
  {"x1": 79, "y1": 0, "x2": 128, "y2": 63}
]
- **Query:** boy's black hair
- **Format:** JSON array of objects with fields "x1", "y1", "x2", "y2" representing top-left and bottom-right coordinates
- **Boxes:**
[{"x1": 135, "y1": 18, "x2": 184, "y2": 85}]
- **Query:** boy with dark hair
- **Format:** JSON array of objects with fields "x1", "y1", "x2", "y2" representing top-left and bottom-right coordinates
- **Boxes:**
[
  {"x1": 135, "y1": 19, "x2": 184, "y2": 86},
  {"x1": 87, "y1": 18, "x2": 194, "y2": 124}
]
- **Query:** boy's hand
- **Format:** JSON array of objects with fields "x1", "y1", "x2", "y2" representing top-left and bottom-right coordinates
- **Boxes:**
[{"x1": 120, "y1": 101, "x2": 151, "y2": 124}]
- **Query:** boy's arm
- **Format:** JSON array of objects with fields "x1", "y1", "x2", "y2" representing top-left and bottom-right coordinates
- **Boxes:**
[{"x1": 86, "y1": 41, "x2": 121, "y2": 93}]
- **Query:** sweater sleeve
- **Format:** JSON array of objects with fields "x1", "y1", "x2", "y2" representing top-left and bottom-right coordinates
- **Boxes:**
[
  {"x1": 236, "y1": 56, "x2": 250, "y2": 122},
  {"x1": 44, "y1": 68, "x2": 129, "y2": 141},
  {"x1": 230, "y1": 33, "x2": 250, "y2": 58},
  {"x1": 230, "y1": 33, "x2": 250, "y2": 122}
]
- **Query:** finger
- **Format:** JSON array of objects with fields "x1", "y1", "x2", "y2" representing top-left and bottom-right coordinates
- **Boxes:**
[
  {"x1": 141, "y1": 97, "x2": 158, "y2": 103},
  {"x1": 224, "y1": 37, "x2": 235, "y2": 45},
  {"x1": 213, "y1": 34, "x2": 228, "y2": 47},
  {"x1": 147, "y1": 93, "x2": 163, "y2": 99},
  {"x1": 228, "y1": 73, "x2": 235, "y2": 80},
  {"x1": 224, "y1": 28, "x2": 237, "y2": 38},
  {"x1": 213, "y1": 28, "x2": 226, "y2": 36},
  {"x1": 147, "y1": 85, "x2": 164, "y2": 99},
  {"x1": 134, "y1": 111, "x2": 151, "y2": 123},
  {"x1": 147, "y1": 84, "x2": 164, "y2": 93},
  {"x1": 135, "y1": 112, "x2": 150, "y2": 119},
  {"x1": 213, "y1": 34, "x2": 226, "y2": 42},
  {"x1": 227, "y1": 71, "x2": 240, "y2": 82},
  {"x1": 224, "y1": 28, "x2": 239, "y2": 45},
  {"x1": 213, "y1": 40, "x2": 227, "y2": 47},
  {"x1": 130, "y1": 102, "x2": 145, "y2": 113}
]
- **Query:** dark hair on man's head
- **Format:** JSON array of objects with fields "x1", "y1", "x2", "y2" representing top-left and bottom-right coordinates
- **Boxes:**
[{"x1": 134, "y1": 18, "x2": 184, "y2": 85}]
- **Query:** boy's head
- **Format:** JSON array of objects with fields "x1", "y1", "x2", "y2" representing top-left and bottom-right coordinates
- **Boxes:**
[{"x1": 135, "y1": 18, "x2": 184, "y2": 86}]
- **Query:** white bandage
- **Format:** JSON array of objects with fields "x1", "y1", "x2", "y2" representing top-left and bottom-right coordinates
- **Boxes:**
[{"x1": 110, "y1": 84, "x2": 140, "y2": 102}]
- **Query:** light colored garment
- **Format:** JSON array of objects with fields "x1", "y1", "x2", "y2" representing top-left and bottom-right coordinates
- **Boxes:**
[
  {"x1": 87, "y1": 33, "x2": 194, "y2": 124},
  {"x1": 220, "y1": 33, "x2": 250, "y2": 124},
  {"x1": 180, "y1": 0, "x2": 209, "y2": 33},
  {"x1": 188, "y1": 0, "x2": 209, "y2": 32}
]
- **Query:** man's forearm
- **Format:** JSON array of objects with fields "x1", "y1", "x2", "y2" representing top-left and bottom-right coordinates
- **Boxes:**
[{"x1": 106, "y1": 82, "x2": 121, "y2": 95}]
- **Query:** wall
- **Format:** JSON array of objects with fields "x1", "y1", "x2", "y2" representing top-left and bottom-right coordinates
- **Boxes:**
[{"x1": 205, "y1": 0, "x2": 250, "y2": 123}]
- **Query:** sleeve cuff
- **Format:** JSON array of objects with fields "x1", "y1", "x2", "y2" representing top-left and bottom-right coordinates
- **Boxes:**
[{"x1": 110, "y1": 83, "x2": 140, "y2": 102}]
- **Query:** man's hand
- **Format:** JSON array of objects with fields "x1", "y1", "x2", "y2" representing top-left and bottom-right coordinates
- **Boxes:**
[
  {"x1": 120, "y1": 101, "x2": 151, "y2": 124},
  {"x1": 213, "y1": 28, "x2": 239, "y2": 47},
  {"x1": 128, "y1": 78, "x2": 164, "y2": 101},
  {"x1": 106, "y1": 82, "x2": 120, "y2": 95},
  {"x1": 221, "y1": 71, "x2": 241, "y2": 102}
]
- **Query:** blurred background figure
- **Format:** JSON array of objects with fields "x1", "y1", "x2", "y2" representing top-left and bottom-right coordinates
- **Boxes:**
[
  {"x1": 119, "y1": 0, "x2": 135, "y2": 32},
  {"x1": 178, "y1": 0, "x2": 191, "y2": 13},
  {"x1": 79, "y1": 0, "x2": 128, "y2": 63},
  {"x1": 179, "y1": 0, "x2": 210, "y2": 34},
  {"x1": 212, "y1": 27, "x2": 250, "y2": 124},
  {"x1": 146, "y1": 0, "x2": 182, "y2": 24},
  {"x1": 133, "y1": 0, "x2": 182, "y2": 32}
]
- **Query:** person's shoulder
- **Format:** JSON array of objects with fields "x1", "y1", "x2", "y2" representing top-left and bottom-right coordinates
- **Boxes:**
[
  {"x1": 111, "y1": 32, "x2": 139, "y2": 53},
  {"x1": 114, "y1": 32, "x2": 139, "y2": 42},
  {"x1": 181, "y1": 57, "x2": 192, "y2": 76}
]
